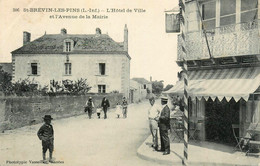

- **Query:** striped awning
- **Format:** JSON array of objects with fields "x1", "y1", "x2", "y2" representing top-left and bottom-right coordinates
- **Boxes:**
[{"x1": 165, "y1": 67, "x2": 260, "y2": 101}]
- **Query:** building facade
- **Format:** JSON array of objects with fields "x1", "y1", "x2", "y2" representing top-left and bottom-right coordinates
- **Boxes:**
[
  {"x1": 166, "y1": 0, "x2": 260, "y2": 143},
  {"x1": 11, "y1": 26, "x2": 131, "y2": 98},
  {"x1": 130, "y1": 78, "x2": 152, "y2": 103}
]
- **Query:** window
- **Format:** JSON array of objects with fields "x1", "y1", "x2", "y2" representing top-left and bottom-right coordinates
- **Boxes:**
[
  {"x1": 144, "y1": 84, "x2": 146, "y2": 89},
  {"x1": 220, "y1": 0, "x2": 236, "y2": 26},
  {"x1": 201, "y1": 0, "x2": 257, "y2": 31},
  {"x1": 65, "y1": 63, "x2": 71, "y2": 75},
  {"x1": 202, "y1": 1, "x2": 216, "y2": 30},
  {"x1": 65, "y1": 42, "x2": 71, "y2": 52},
  {"x1": 99, "y1": 63, "x2": 106, "y2": 75},
  {"x1": 98, "y1": 85, "x2": 106, "y2": 93},
  {"x1": 241, "y1": 0, "x2": 258, "y2": 23},
  {"x1": 31, "y1": 63, "x2": 37, "y2": 75}
]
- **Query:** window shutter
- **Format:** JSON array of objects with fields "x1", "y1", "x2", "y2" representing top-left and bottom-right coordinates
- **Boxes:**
[
  {"x1": 37, "y1": 62, "x2": 41, "y2": 76},
  {"x1": 95, "y1": 62, "x2": 99, "y2": 75},
  {"x1": 106, "y1": 62, "x2": 109, "y2": 75},
  {"x1": 27, "y1": 62, "x2": 31, "y2": 76},
  {"x1": 107, "y1": 84, "x2": 110, "y2": 93}
]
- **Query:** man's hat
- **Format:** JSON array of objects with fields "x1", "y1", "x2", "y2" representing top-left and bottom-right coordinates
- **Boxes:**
[
  {"x1": 43, "y1": 115, "x2": 53, "y2": 120},
  {"x1": 160, "y1": 96, "x2": 168, "y2": 102}
]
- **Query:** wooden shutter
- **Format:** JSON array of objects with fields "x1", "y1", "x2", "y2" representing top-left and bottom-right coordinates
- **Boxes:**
[
  {"x1": 37, "y1": 62, "x2": 41, "y2": 76},
  {"x1": 106, "y1": 61, "x2": 109, "y2": 76},
  {"x1": 95, "y1": 62, "x2": 99, "y2": 75},
  {"x1": 27, "y1": 62, "x2": 31, "y2": 76}
]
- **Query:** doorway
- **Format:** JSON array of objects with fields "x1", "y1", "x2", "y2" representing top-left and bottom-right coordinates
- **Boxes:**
[{"x1": 205, "y1": 98, "x2": 240, "y2": 145}]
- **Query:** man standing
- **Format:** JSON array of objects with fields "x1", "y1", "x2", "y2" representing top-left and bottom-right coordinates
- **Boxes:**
[
  {"x1": 85, "y1": 97, "x2": 95, "y2": 119},
  {"x1": 148, "y1": 96, "x2": 161, "y2": 150},
  {"x1": 101, "y1": 97, "x2": 110, "y2": 119},
  {"x1": 158, "y1": 96, "x2": 171, "y2": 155},
  {"x1": 122, "y1": 97, "x2": 128, "y2": 118}
]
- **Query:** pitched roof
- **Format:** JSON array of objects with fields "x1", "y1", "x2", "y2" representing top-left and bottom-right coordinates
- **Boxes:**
[
  {"x1": 12, "y1": 33, "x2": 129, "y2": 58},
  {"x1": 132, "y1": 77, "x2": 151, "y2": 84}
]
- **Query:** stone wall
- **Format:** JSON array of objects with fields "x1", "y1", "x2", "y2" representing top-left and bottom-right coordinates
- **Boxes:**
[{"x1": 0, "y1": 93, "x2": 123, "y2": 131}]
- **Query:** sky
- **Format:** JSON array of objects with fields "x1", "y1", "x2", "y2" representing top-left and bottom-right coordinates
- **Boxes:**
[{"x1": 0, "y1": 0, "x2": 181, "y2": 85}]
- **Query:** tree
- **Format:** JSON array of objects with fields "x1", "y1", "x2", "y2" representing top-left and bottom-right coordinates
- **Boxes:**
[
  {"x1": 0, "y1": 69, "x2": 12, "y2": 95},
  {"x1": 152, "y1": 80, "x2": 164, "y2": 95},
  {"x1": 163, "y1": 84, "x2": 173, "y2": 91}
]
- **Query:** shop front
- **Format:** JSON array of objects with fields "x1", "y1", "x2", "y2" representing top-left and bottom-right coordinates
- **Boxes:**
[{"x1": 166, "y1": 66, "x2": 260, "y2": 145}]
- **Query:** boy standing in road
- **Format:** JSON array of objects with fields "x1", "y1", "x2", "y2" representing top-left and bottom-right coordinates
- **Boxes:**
[{"x1": 37, "y1": 115, "x2": 54, "y2": 163}]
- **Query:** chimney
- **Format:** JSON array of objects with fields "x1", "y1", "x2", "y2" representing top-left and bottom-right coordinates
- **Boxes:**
[
  {"x1": 124, "y1": 24, "x2": 128, "y2": 52},
  {"x1": 23, "y1": 31, "x2": 31, "y2": 45},
  {"x1": 96, "y1": 28, "x2": 101, "y2": 36},
  {"x1": 61, "y1": 28, "x2": 67, "y2": 35},
  {"x1": 150, "y1": 76, "x2": 152, "y2": 82}
]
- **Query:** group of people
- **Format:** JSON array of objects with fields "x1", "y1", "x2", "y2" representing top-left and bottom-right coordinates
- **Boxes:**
[
  {"x1": 37, "y1": 96, "x2": 129, "y2": 163},
  {"x1": 84, "y1": 96, "x2": 128, "y2": 119},
  {"x1": 148, "y1": 96, "x2": 171, "y2": 155},
  {"x1": 36, "y1": 95, "x2": 171, "y2": 164}
]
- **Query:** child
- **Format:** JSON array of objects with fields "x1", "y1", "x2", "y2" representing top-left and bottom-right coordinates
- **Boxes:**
[
  {"x1": 37, "y1": 115, "x2": 54, "y2": 164},
  {"x1": 96, "y1": 106, "x2": 102, "y2": 119},
  {"x1": 115, "y1": 102, "x2": 122, "y2": 118}
]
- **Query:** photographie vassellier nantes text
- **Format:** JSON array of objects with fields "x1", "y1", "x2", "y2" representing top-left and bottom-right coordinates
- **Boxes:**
[
  {"x1": 6, "y1": 160, "x2": 64, "y2": 164},
  {"x1": 13, "y1": 8, "x2": 146, "y2": 20}
]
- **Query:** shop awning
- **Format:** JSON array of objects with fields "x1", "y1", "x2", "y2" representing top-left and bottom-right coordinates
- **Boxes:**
[{"x1": 165, "y1": 67, "x2": 260, "y2": 101}]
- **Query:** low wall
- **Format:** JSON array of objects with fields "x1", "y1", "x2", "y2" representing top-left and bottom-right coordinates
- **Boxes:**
[{"x1": 0, "y1": 93, "x2": 123, "y2": 131}]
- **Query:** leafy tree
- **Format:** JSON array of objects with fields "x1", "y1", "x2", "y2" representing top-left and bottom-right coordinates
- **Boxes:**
[
  {"x1": 50, "y1": 78, "x2": 92, "y2": 95},
  {"x1": 10, "y1": 78, "x2": 48, "y2": 96},
  {"x1": 163, "y1": 84, "x2": 173, "y2": 91},
  {"x1": 0, "y1": 69, "x2": 12, "y2": 95},
  {"x1": 152, "y1": 80, "x2": 164, "y2": 95}
]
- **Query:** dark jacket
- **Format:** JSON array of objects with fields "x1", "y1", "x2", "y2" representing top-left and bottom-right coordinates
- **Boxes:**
[
  {"x1": 101, "y1": 99, "x2": 110, "y2": 108},
  {"x1": 158, "y1": 105, "x2": 170, "y2": 130},
  {"x1": 37, "y1": 123, "x2": 54, "y2": 141}
]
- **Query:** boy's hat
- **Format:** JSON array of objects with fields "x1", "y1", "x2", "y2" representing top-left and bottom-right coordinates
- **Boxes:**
[{"x1": 43, "y1": 115, "x2": 53, "y2": 120}]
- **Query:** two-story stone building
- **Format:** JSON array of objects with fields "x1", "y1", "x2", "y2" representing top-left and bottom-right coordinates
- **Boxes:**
[
  {"x1": 11, "y1": 26, "x2": 131, "y2": 98},
  {"x1": 166, "y1": 0, "x2": 260, "y2": 144}
]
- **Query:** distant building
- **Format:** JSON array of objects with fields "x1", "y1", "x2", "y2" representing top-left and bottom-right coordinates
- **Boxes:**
[
  {"x1": 130, "y1": 77, "x2": 152, "y2": 103},
  {"x1": 11, "y1": 26, "x2": 131, "y2": 97}
]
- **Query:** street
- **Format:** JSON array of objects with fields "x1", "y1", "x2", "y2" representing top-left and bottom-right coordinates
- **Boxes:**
[{"x1": 0, "y1": 101, "x2": 171, "y2": 166}]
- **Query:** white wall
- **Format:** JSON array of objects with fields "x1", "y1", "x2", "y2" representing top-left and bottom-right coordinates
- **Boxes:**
[{"x1": 13, "y1": 53, "x2": 130, "y2": 95}]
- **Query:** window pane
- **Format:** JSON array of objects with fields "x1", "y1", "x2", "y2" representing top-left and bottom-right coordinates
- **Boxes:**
[
  {"x1": 98, "y1": 85, "x2": 101, "y2": 93},
  {"x1": 241, "y1": 0, "x2": 258, "y2": 11},
  {"x1": 241, "y1": 10, "x2": 258, "y2": 22},
  {"x1": 202, "y1": 2, "x2": 216, "y2": 20},
  {"x1": 69, "y1": 64, "x2": 71, "y2": 74},
  {"x1": 103, "y1": 85, "x2": 106, "y2": 93},
  {"x1": 65, "y1": 64, "x2": 68, "y2": 74},
  {"x1": 99, "y1": 63, "x2": 106, "y2": 75},
  {"x1": 220, "y1": 15, "x2": 236, "y2": 26},
  {"x1": 220, "y1": 0, "x2": 236, "y2": 16},
  {"x1": 66, "y1": 42, "x2": 71, "y2": 52},
  {"x1": 203, "y1": 19, "x2": 216, "y2": 30},
  {"x1": 31, "y1": 63, "x2": 37, "y2": 75}
]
